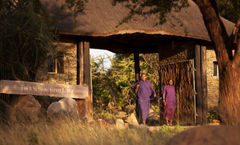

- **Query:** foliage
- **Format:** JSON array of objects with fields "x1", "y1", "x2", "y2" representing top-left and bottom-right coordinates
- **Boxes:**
[
  {"x1": 112, "y1": 0, "x2": 239, "y2": 24},
  {"x1": 64, "y1": 0, "x2": 87, "y2": 16},
  {"x1": 91, "y1": 54, "x2": 135, "y2": 112},
  {"x1": 216, "y1": 0, "x2": 240, "y2": 23},
  {"x1": 207, "y1": 110, "x2": 219, "y2": 122},
  {"x1": 0, "y1": 0, "x2": 88, "y2": 81},
  {"x1": 0, "y1": 0, "x2": 56, "y2": 81},
  {"x1": 91, "y1": 55, "x2": 115, "y2": 111},
  {"x1": 91, "y1": 54, "x2": 159, "y2": 114},
  {"x1": 61, "y1": 0, "x2": 88, "y2": 29}
]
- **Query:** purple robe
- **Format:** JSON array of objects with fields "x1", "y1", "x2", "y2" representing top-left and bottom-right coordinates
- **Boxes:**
[
  {"x1": 163, "y1": 85, "x2": 177, "y2": 120},
  {"x1": 135, "y1": 80, "x2": 156, "y2": 122}
]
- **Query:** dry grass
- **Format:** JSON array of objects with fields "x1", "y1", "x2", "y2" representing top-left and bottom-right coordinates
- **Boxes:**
[{"x1": 0, "y1": 119, "x2": 186, "y2": 145}]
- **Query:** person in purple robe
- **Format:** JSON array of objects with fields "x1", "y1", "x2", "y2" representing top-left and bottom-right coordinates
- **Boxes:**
[
  {"x1": 135, "y1": 73, "x2": 156, "y2": 125},
  {"x1": 163, "y1": 79, "x2": 177, "y2": 126}
]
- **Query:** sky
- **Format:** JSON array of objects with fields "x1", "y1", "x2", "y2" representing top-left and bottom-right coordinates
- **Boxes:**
[{"x1": 90, "y1": 48, "x2": 115, "y2": 69}]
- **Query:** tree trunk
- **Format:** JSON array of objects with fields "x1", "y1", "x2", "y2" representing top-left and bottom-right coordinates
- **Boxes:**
[
  {"x1": 194, "y1": 0, "x2": 240, "y2": 125},
  {"x1": 219, "y1": 62, "x2": 240, "y2": 125}
]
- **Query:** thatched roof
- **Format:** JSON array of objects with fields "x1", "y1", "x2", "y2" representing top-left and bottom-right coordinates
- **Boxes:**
[
  {"x1": 41, "y1": 0, "x2": 235, "y2": 54},
  {"x1": 41, "y1": 0, "x2": 234, "y2": 41}
]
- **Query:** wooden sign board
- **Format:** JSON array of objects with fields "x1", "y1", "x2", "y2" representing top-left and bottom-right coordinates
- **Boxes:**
[{"x1": 0, "y1": 80, "x2": 88, "y2": 99}]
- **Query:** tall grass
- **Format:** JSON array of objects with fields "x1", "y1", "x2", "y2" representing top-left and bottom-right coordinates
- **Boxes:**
[{"x1": 0, "y1": 120, "x2": 185, "y2": 145}]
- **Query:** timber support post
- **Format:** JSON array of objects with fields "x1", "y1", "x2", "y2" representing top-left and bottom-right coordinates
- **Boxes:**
[
  {"x1": 134, "y1": 49, "x2": 141, "y2": 123},
  {"x1": 134, "y1": 50, "x2": 140, "y2": 82},
  {"x1": 201, "y1": 46, "x2": 208, "y2": 124},
  {"x1": 195, "y1": 45, "x2": 208, "y2": 125},
  {"x1": 76, "y1": 40, "x2": 92, "y2": 119}
]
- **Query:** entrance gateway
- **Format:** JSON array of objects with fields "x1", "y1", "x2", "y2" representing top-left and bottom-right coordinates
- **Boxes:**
[{"x1": 0, "y1": 0, "x2": 234, "y2": 124}]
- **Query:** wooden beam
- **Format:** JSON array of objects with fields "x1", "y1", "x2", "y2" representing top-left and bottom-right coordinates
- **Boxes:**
[
  {"x1": 134, "y1": 50, "x2": 140, "y2": 82},
  {"x1": 77, "y1": 41, "x2": 84, "y2": 85},
  {"x1": 195, "y1": 45, "x2": 203, "y2": 124},
  {"x1": 77, "y1": 41, "x2": 79, "y2": 85},
  {"x1": 76, "y1": 40, "x2": 92, "y2": 119},
  {"x1": 83, "y1": 41, "x2": 90, "y2": 87},
  {"x1": 195, "y1": 45, "x2": 208, "y2": 125},
  {"x1": 134, "y1": 50, "x2": 141, "y2": 123},
  {"x1": 201, "y1": 46, "x2": 208, "y2": 124},
  {"x1": 80, "y1": 41, "x2": 84, "y2": 85},
  {"x1": 83, "y1": 41, "x2": 93, "y2": 116}
]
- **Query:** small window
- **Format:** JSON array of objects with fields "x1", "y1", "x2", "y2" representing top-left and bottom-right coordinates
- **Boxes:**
[
  {"x1": 213, "y1": 61, "x2": 218, "y2": 76},
  {"x1": 57, "y1": 52, "x2": 64, "y2": 74},
  {"x1": 48, "y1": 56, "x2": 57, "y2": 73},
  {"x1": 48, "y1": 52, "x2": 64, "y2": 74}
]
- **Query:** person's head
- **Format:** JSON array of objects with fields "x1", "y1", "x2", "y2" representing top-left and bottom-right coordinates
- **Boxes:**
[
  {"x1": 141, "y1": 73, "x2": 147, "y2": 81},
  {"x1": 169, "y1": 79, "x2": 173, "y2": 85}
]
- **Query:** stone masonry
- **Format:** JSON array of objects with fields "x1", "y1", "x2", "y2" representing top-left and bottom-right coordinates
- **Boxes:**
[
  {"x1": 206, "y1": 49, "x2": 219, "y2": 110},
  {"x1": 36, "y1": 42, "x2": 77, "y2": 85}
]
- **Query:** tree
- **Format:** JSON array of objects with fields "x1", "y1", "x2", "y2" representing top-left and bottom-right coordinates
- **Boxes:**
[
  {"x1": 0, "y1": 0, "x2": 56, "y2": 81},
  {"x1": 190, "y1": 0, "x2": 240, "y2": 125},
  {"x1": 91, "y1": 54, "x2": 136, "y2": 112},
  {"x1": 113, "y1": 0, "x2": 240, "y2": 125},
  {"x1": 216, "y1": 0, "x2": 240, "y2": 23},
  {"x1": 0, "y1": 0, "x2": 87, "y2": 81}
]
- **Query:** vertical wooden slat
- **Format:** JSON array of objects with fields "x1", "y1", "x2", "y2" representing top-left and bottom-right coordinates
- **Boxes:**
[
  {"x1": 191, "y1": 59, "x2": 197, "y2": 124},
  {"x1": 201, "y1": 46, "x2": 208, "y2": 124},
  {"x1": 76, "y1": 41, "x2": 80, "y2": 85},
  {"x1": 54, "y1": 57, "x2": 57, "y2": 73},
  {"x1": 195, "y1": 45, "x2": 203, "y2": 124},
  {"x1": 77, "y1": 41, "x2": 80, "y2": 85}
]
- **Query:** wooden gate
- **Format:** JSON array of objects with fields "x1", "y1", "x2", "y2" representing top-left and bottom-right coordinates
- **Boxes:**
[{"x1": 159, "y1": 60, "x2": 196, "y2": 125}]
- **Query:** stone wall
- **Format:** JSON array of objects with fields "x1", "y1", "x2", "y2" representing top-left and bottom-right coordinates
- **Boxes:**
[
  {"x1": 206, "y1": 49, "x2": 219, "y2": 110},
  {"x1": 36, "y1": 42, "x2": 77, "y2": 85}
]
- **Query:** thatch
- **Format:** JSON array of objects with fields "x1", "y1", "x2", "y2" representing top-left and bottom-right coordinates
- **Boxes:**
[{"x1": 41, "y1": 0, "x2": 234, "y2": 41}]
